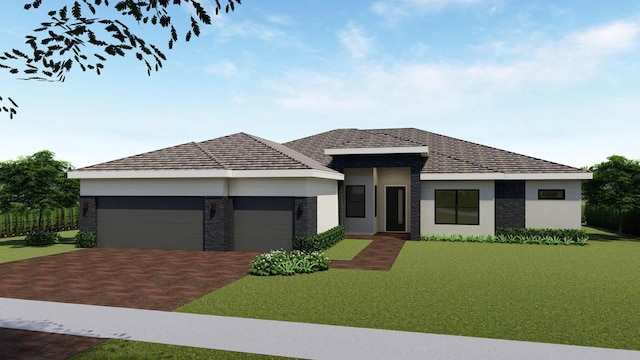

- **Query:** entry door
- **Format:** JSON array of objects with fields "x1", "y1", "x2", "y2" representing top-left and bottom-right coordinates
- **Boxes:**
[{"x1": 386, "y1": 187, "x2": 406, "y2": 232}]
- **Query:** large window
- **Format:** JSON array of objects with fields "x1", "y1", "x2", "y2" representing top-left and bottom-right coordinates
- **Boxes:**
[
  {"x1": 346, "y1": 185, "x2": 366, "y2": 218},
  {"x1": 435, "y1": 190, "x2": 479, "y2": 225},
  {"x1": 538, "y1": 189, "x2": 565, "y2": 200}
]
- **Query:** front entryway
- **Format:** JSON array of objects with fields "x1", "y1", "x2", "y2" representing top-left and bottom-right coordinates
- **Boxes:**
[{"x1": 385, "y1": 186, "x2": 406, "y2": 232}]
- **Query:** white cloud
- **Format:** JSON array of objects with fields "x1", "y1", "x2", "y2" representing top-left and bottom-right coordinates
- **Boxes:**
[
  {"x1": 272, "y1": 19, "x2": 640, "y2": 115},
  {"x1": 204, "y1": 60, "x2": 238, "y2": 77},
  {"x1": 371, "y1": 0, "x2": 493, "y2": 21},
  {"x1": 265, "y1": 14, "x2": 295, "y2": 26},
  {"x1": 338, "y1": 23, "x2": 373, "y2": 59}
]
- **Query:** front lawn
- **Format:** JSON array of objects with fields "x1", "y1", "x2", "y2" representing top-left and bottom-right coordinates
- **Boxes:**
[
  {"x1": 0, "y1": 230, "x2": 80, "y2": 264},
  {"x1": 74, "y1": 226, "x2": 640, "y2": 357}
]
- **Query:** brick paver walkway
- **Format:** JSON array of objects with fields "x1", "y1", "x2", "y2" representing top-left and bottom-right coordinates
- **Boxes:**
[
  {"x1": 0, "y1": 248, "x2": 259, "y2": 360},
  {"x1": 1, "y1": 237, "x2": 407, "y2": 359},
  {"x1": 331, "y1": 234, "x2": 407, "y2": 270}
]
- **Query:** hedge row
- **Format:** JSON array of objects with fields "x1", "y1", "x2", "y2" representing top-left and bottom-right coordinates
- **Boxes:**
[
  {"x1": 0, "y1": 207, "x2": 78, "y2": 238},
  {"x1": 585, "y1": 205, "x2": 640, "y2": 237},
  {"x1": 496, "y1": 227, "x2": 588, "y2": 241},
  {"x1": 293, "y1": 225, "x2": 345, "y2": 252}
]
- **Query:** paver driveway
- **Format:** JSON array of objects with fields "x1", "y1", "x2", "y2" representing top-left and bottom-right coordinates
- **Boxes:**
[
  {"x1": 0, "y1": 247, "x2": 259, "y2": 360},
  {"x1": 0, "y1": 247, "x2": 260, "y2": 310}
]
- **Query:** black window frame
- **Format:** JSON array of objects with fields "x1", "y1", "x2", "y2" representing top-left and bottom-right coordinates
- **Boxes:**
[
  {"x1": 538, "y1": 189, "x2": 565, "y2": 200},
  {"x1": 435, "y1": 189, "x2": 480, "y2": 225},
  {"x1": 346, "y1": 185, "x2": 366, "y2": 218}
]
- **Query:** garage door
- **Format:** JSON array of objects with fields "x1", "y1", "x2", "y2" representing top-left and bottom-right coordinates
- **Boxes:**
[
  {"x1": 233, "y1": 197, "x2": 293, "y2": 252},
  {"x1": 97, "y1": 197, "x2": 203, "y2": 251}
]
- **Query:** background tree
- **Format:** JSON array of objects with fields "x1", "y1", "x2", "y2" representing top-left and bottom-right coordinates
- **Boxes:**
[
  {"x1": 583, "y1": 155, "x2": 640, "y2": 238},
  {"x1": 1, "y1": 0, "x2": 242, "y2": 119},
  {"x1": 0, "y1": 150, "x2": 79, "y2": 231}
]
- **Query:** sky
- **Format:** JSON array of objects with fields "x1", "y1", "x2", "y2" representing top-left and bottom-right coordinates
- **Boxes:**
[{"x1": 1, "y1": 0, "x2": 639, "y2": 169}]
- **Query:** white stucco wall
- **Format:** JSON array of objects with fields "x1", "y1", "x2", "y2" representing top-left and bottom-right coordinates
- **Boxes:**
[
  {"x1": 525, "y1": 180, "x2": 582, "y2": 229},
  {"x1": 317, "y1": 194, "x2": 339, "y2": 232},
  {"x1": 377, "y1": 167, "x2": 411, "y2": 232},
  {"x1": 421, "y1": 180, "x2": 495, "y2": 236},
  {"x1": 343, "y1": 168, "x2": 375, "y2": 235},
  {"x1": 80, "y1": 178, "x2": 228, "y2": 197},
  {"x1": 229, "y1": 178, "x2": 337, "y2": 197}
]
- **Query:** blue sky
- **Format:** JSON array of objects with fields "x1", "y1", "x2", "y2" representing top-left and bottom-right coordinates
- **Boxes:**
[{"x1": 1, "y1": 0, "x2": 639, "y2": 168}]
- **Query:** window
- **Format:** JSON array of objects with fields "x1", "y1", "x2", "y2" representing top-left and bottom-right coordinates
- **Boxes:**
[
  {"x1": 435, "y1": 190, "x2": 479, "y2": 225},
  {"x1": 538, "y1": 189, "x2": 565, "y2": 200},
  {"x1": 346, "y1": 185, "x2": 366, "y2": 218}
]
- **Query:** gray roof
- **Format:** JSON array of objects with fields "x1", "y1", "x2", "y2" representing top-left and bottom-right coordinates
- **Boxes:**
[
  {"x1": 80, "y1": 128, "x2": 585, "y2": 174},
  {"x1": 79, "y1": 132, "x2": 337, "y2": 173},
  {"x1": 284, "y1": 128, "x2": 585, "y2": 174}
]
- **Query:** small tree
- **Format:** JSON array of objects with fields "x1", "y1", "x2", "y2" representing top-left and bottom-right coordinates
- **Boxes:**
[
  {"x1": 583, "y1": 155, "x2": 640, "y2": 238},
  {"x1": 0, "y1": 150, "x2": 79, "y2": 232}
]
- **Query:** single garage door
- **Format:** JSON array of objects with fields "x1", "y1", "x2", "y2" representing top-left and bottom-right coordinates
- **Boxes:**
[
  {"x1": 97, "y1": 197, "x2": 203, "y2": 251},
  {"x1": 233, "y1": 197, "x2": 293, "y2": 252}
]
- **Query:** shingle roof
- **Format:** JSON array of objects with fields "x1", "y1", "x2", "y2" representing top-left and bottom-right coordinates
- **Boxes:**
[
  {"x1": 78, "y1": 132, "x2": 338, "y2": 173},
  {"x1": 284, "y1": 128, "x2": 585, "y2": 174},
  {"x1": 79, "y1": 128, "x2": 585, "y2": 175}
]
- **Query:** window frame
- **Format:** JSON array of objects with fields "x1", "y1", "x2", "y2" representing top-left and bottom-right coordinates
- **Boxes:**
[
  {"x1": 434, "y1": 189, "x2": 480, "y2": 225},
  {"x1": 538, "y1": 189, "x2": 566, "y2": 200},
  {"x1": 346, "y1": 185, "x2": 366, "y2": 218}
]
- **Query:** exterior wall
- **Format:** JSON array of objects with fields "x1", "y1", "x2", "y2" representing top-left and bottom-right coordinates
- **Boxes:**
[
  {"x1": 229, "y1": 178, "x2": 336, "y2": 197},
  {"x1": 420, "y1": 180, "x2": 495, "y2": 236},
  {"x1": 377, "y1": 167, "x2": 411, "y2": 232},
  {"x1": 80, "y1": 178, "x2": 228, "y2": 197},
  {"x1": 372, "y1": 167, "x2": 379, "y2": 233},
  {"x1": 204, "y1": 197, "x2": 234, "y2": 251},
  {"x1": 525, "y1": 180, "x2": 582, "y2": 229},
  {"x1": 317, "y1": 194, "x2": 339, "y2": 233},
  {"x1": 78, "y1": 197, "x2": 97, "y2": 232},
  {"x1": 343, "y1": 168, "x2": 375, "y2": 235},
  {"x1": 495, "y1": 181, "x2": 526, "y2": 229}
]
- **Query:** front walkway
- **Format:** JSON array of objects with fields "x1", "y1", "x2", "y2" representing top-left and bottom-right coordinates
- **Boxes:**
[
  {"x1": 332, "y1": 234, "x2": 406, "y2": 270},
  {"x1": 2, "y1": 297, "x2": 638, "y2": 360}
]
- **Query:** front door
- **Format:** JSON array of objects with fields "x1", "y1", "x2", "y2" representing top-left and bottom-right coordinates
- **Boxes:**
[{"x1": 386, "y1": 186, "x2": 406, "y2": 232}]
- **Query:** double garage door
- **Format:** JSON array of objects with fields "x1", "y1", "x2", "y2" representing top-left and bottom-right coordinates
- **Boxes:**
[{"x1": 96, "y1": 197, "x2": 293, "y2": 251}]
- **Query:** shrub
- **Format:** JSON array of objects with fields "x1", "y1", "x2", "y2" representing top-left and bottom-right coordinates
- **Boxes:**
[
  {"x1": 24, "y1": 231, "x2": 61, "y2": 246},
  {"x1": 293, "y1": 225, "x2": 345, "y2": 252},
  {"x1": 422, "y1": 228, "x2": 588, "y2": 246},
  {"x1": 75, "y1": 231, "x2": 97, "y2": 248},
  {"x1": 249, "y1": 250, "x2": 330, "y2": 276}
]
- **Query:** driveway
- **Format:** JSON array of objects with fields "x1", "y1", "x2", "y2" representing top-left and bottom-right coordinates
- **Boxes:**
[
  {"x1": 0, "y1": 247, "x2": 260, "y2": 310},
  {"x1": 0, "y1": 247, "x2": 260, "y2": 359}
]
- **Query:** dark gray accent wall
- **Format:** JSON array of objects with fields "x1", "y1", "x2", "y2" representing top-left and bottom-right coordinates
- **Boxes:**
[
  {"x1": 79, "y1": 197, "x2": 97, "y2": 232},
  {"x1": 294, "y1": 197, "x2": 317, "y2": 238},
  {"x1": 330, "y1": 154, "x2": 426, "y2": 240},
  {"x1": 204, "y1": 197, "x2": 234, "y2": 251},
  {"x1": 337, "y1": 181, "x2": 345, "y2": 227},
  {"x1": 495, "y1": 181, "x2": 526, "y2": 229}
]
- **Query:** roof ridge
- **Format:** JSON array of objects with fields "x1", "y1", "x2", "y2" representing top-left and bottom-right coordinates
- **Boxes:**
[
  {"x1": 245, "y1": 133, "x2": 333, "y2": 171},
  {"x1": 372, "y1": 129, "x2": 426, "y2": 146},
  {"x1": 191, "y1": 141, "x2": 228, "y2": 169}
]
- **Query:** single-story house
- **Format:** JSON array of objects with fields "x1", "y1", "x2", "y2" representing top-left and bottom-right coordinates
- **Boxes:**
[{"x1": 68, "y1": 128, "x2": 592, "y2": 252}]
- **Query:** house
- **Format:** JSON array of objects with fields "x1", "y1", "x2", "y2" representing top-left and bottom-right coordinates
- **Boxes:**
[{"x1": 68, "y1": 128, "x2": 592, "y2": 252}]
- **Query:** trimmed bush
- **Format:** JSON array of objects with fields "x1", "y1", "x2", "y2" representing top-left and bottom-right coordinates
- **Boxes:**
[
  {"x1": 585, "y1": 205, "x2": 640, "y2": 237},
  {"x1": 0, "y1": 206, "x2": 78, "y2": 238},
  {"x1": 422, "y1": 228, "x2": 588, "y2": 246},
  {"x1": 249, "y1": 250, "x2": 330, "y2": 276},
  {"x1": 293, "y1": 225, "x2": 345, "y2": 252},
  {"x1": 75, "y1": 231, "x2": 97, "y2": 248},
  {"x1": 24, "y1": 231, "x2": 61, "y2": 246}
]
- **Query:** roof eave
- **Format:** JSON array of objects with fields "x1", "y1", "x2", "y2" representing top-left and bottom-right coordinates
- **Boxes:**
[
  {"x1": 420, "y1": 172, "x2": 593, "y2": 181},
  {"x1": 325, "y1": 146, "x2": 429, "y2": 157},
  {"x1": 68, "y1": 169, "x2": 344, "y2": 181}
]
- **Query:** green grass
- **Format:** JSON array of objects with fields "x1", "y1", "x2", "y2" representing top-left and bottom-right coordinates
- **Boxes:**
[
  {"x1": 0, "y1": 230, "x2": 80, "y2": 264},
  {"x1": 74, "y1": 226, "x2": 640, "y2": 357},
  {"x1": 323, "y1": 239, "x2": 372, "y2": 260}
]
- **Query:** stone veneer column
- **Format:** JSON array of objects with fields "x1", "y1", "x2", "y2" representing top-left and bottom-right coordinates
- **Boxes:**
[
  {"x1": 294, "y1": 197, "x2": 317, "y2": 238},
  {"x1": 78, "y1": 197, "x2": 97, "y2": 232},
  {"x1": 204, "y1": 197, "x2": 234, "y2": 251},
  {"x1": 495, "y1": 181, "x2": 526, "y2": 229},
  {"x1": 410, "y1": 170, "x2": 421, "y2": 240}
]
